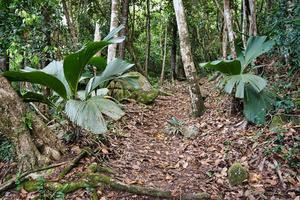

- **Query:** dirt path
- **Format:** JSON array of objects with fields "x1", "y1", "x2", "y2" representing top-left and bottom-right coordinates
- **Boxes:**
[
  {"x1": 105, "y1": 80, "x2": 297, "y2": 199},
  {"x1": 2, "y1": 80, "x2": 298, "y2": 200}
]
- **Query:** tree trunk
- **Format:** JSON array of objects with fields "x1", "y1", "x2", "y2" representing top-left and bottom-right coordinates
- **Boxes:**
[
  {"x1": 94, "y1": 22, "x2": 102, "y2": 56},
  {"x1": 222, "y1": 21, "x2": 228, "y2": 59},
  {"x1": 61, "y1": 0, "x2": 78, "y2": 47},
  {"x1": 0, "y1": 76, "x2": 64, "y2": 171},
  {"x1": 172, "y1": 0, "x2": 205, "y2": 117},
  {"x1": 107, "y1": 0, "x2": 119, "y2": 63},
  {"x1": 170, "y1": 15, "x2": 177, "y2": 82},
  {"x1": 144, "y1": 0, "x2": 151, "y2": 76},
  {"x1": 242, "y1": 0, "x2": 248, "y2": 49},
  {"x1": 223, "y1": 0, "x2": 237, "y2": 59},
  {"x1": 248, "y1": 0, "x2": 257, "y2": 36},
  {"x1": 160, "y1": 24, "x2": 168, "y2": 86},
  {"x1": 119, "y1": 0, "x2": 129, "y2": 59}
]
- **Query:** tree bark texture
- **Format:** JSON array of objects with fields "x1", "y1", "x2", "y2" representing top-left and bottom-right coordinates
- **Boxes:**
[
  {"x1": 94, "y1": 22, "x2": 102, "y2": 56},
  {"x1": 242, "y1": 0, "x2": 248, "y2": 49},
  {"x1": 119, "y1": 0, "x2": 130, "y2": 59},
  {"x1": 144, "y1": 0, "x2": 151, "y2": 76},
  {"x1": 222, "y1": 21, "x2": 228, "y2": 59},
  {"x1": 223, "y1": 0, "x2": 237, "y2": 59},
  {"x1": 173, "y1": 0, "x2": 205, "y2": 117},
  {"x1": 248, "y1": 0, "x2": 257, "y2": 36},
  {"x1": 107, "y1": 0, "x2": 119, "y2": 63},
  {"x1": 160, "y1": 24, "x2": 168, "y2": 85},
  {"x1": 170, "y1": 15, "x2": 177, "y2": 81},
  {"x1": 0, "y1": 76, "x2": 63, "y2": 171}
]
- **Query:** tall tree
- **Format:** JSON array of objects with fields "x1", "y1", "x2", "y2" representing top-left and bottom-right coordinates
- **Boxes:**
[
  {"x1": 119, "y1": 0, "x2": 129, "y2": 59},
  {"x1": 94, "y1": 21, "x2": 102, "y2": 56},
  {"x1": 170, "y1": 14, "x2": 177, "y2": 81},
  {"x1": 160, "y1": 23, "x2": 168, "y2": 85},
  {"x1": 61, "y1": 0, "x2": 78, "y2": 47},
  {"x1": 144, "y1": 0, "x2": 151, "y2": 76},
  {"x1": 107, "y1": 0, "x2": 119, "y2": 63},
  {"x1": 242, "y1": 0, "x2": 248, "y2": 48},
  {"x1": 223, "y1": 0, "x2": 237, "y2": 59},
  {"x1": 172, "y1": 0, "x2": 205, "y2": 117},
  {"x1": 248, "y1": 0, "x2": 257, "y2": 36}
]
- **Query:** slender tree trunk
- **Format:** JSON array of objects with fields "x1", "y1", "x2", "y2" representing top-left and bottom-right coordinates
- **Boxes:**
[
  {"x1": 173, "y1": 0, "x2": 205, "y2": 117},
  {"x1": 223, "y1": 0, "x2": 237, "y2": 59},
  {"x1": 61, "y1": 0, "x2": 78, "y2": 47},
  {"x1": 224, "y1": 0, "x2": 241, "y2": 114},
  {"x1": 0, "y1": 76, "x2": 64, "y2": 171},
  {"x1": 94, "y1": 22, "x2": 102, "y2": 56},
  {"x1": 170, "y1": 15, "x2": 177, "y2": 82},
  {"x1": 248, "y1": 0, "x2": 257, "y2": 36},
  {"x1": 222, "y1": 21, "x2": 228, "y2": 59},
  {"x1": 160, "y1": 24, "x2": 168, "y2": 86},
  {"x1": 119, "y1": 0, "x2": 129, "y2": 59},
  {"x1": 107, "y1": 0, "x2": 119, "y2": 63},
  {"x1": 144, "y1": 0, "x2": 151, "y2": 76},
  {"x1": 242, "y1": 0, "x2": 248, "y2": 49}
]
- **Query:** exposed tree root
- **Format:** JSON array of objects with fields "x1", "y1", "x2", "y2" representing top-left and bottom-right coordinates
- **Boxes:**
[
  {"x1": 0, "y1": 162, "x2": 66, "y2": 195},
  {"x1": 23, "y1": 172, "x2": 210, "y2": 200}
]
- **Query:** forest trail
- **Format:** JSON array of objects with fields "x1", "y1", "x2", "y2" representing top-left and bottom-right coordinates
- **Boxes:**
[
  {"x1": 103, "y1": 79, "x2": 296, "y2": 199},
  {"x1": 2, "y1": 79, "x2": 299, "y2": 200}
]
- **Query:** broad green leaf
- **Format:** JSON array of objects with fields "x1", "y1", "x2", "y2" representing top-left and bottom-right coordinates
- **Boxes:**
[
  {"x1": 25, "y1": 61, "x2": 72, "y2": 97},
  {"x1": 22, "y1": 92, "x2": 54, "y2": 106},
  {"x1": 224, "y1": 74, "x2": 267, "y2": 98},
  {"x1": 63, "y1": 41, "x2": 111, "y2": 95},
  {"x1": 200, "y1": 60, "x2": 242, "y2": 75},
  {"x1": 65, "y1": 96, "x2": 124, "y2": 134},
  {"x1": 88, "y1": 58, "x2": 134, "y2": 93},
  {"x1": 244, "y1": 86, "x2": 274, "y2": 124},
  {"x1": 103, "y1": 25, "x2": 125, "y2": 41},
  {"x1": 77, "y1": 88, "x2": 109, "y2": 101},
  {"x1": 244, "y1": 36, "x2": 275, "y2": 67},
  {"x1": 88, "y1": 56, "x2": 107, "y2": 73},
  {"x1": 3, "y1": 71, "x2": 67, "y2": 99}
]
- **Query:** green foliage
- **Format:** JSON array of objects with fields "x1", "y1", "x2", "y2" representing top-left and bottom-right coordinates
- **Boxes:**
[
  {"x1": 275, "y1": 99, "x2": 295, "y2": 113},
  {"x1": 0, "y1": 136, "x2": 15, "y2": 162},
  {"x1": 2, "y1": 27, "x2": 137, "y2": 134},
  {"x1": 65, "y1": 97, "x2": 124, "y2": 134},
  {"x1": 37, "y1": 176, "x2": 46, "y2": 199},
  {"x1": 243, "y1": 86, "x2": 275, "y2": 124},
  {"x1": 264, "y1": 134, "x2": 300, "y2": 169},
  {"x1": 200, "y1": 60, "x2": 241, "y2": 75},
  {"x1": 3, "y1": 70, "x2": 68, "y2": 99},
  {"x1": 227, "y1": 163, "x2": 248, "y2": 186},
  {"x1": 201, "y1": 36, "x2": 275, "y2": 124}
]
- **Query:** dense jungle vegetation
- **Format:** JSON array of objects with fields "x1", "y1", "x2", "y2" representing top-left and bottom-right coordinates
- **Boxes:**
[{"x1": 0, "y1": 0, "x2": 299, "y2": 199}]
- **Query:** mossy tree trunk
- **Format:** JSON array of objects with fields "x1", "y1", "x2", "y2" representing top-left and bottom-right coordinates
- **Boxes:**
[{"x1": 0, "y1": 76, "x2": 63, "y2": 171}]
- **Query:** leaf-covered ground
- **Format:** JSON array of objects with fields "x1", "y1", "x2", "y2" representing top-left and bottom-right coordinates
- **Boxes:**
[
  {"x1": 105, "y1": 80, "x2": 299, "y2": 199},
  {"x1": 1, "y1": 78, "x2": 299, "y2": 200}
]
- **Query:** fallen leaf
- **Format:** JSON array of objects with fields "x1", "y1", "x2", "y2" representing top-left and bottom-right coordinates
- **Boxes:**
[{"x1": 249, "y1": 173, "x2": 262, "y2": 183}]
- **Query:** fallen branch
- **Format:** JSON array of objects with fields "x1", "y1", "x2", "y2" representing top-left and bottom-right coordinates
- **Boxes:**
[{"x1": 23, "y1": 172, "x2": 210, "y2": 200}]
